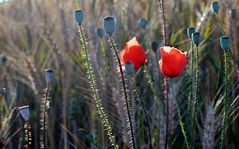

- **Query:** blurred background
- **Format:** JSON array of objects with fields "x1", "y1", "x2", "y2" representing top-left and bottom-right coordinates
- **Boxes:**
[{"x1": 0, "y1": 0, "x2": 238, "y2": 148}]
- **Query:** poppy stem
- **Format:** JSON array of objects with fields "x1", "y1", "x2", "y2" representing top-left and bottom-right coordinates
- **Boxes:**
[
  {"x1": 220, "y1": 50, "x2": 230, "y2": 149},
  {"x1": 164, "y1": 77, "x2": 169, "y2": 149},
  {"x1": 78, "y1": 25, "x2": 118, "y2": 149},
  {"x1": 42, "y1": 84, "x2": 49, "y2": 149},
  {"x1": 189, "y1": 41, "x2": 194, "y2": 148},
  {"x1": 191, "y1": 45, "x2": 199, "y2": 148},
  {"x1": 108, "y1": 36, "x2": 136, "y2": 149}
]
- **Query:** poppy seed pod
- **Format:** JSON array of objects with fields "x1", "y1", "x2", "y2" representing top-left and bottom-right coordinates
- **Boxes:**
[
  {"x1": 211, "y1": 1, "x2": 220, "y2": 13},
  {"x1": 95, "y1": 28, "x2": 104, "y2": 38},
  {"x1": 74, "y1": 9, "x2": 84, "y2": 24},
  {"x1": 138, "y1": 18, "x2": 148, "y2": 29},
  {"x1": 19, "y1": 106, "x2": 30, "y2": 121},
  {"x1": 45, "y1": 68, "x2": 54, "y2": 83},
  {"x1": 192, "y1": 32, "x2": 201, "y2": 46},
  {"x1": 220, "y1": 36, "x2": 231, "y2": 50},
  {"x1": 125, "y1": 61, "x2": 135, "y2": 75},
  {"x1": 103, "y1": 16, "x2": 116, "y2": 35},
  {"x1": 187, "y1": 27, "x2": 195, "y2": 39}
]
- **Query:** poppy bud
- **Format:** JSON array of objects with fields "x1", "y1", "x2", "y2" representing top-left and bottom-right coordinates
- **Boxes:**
[
  {"x1": 74, "y1": 9, "x2": 84, "y2": 24},
  {"x1": 19, "y1": 106, "x2": 30, "y2": 121},
  {"x1": 220, "y1": 36, "x2": 231, "y2": 50},
  {"x1": 103, "y1": 16, "x2": 116, "y2": 35},
  {"x1": 138, "y1": 18, "x2": 148, "y2": 29},
  {"x1": 0, "y1": 53, "x2": 7, "y2": 64},
  {"x1": 95, "y1": 28, "x2": 104, "y2": 38},
  {"x1": 187, "y1": 27, "x2": 195, "y2": 39},
  {"x1": 125, "y1": 61, "x2": 135, "y2": 75},
  {"x1": 211, "y1": 1, "x2": 220, "y2": 13},
  {"x1": 192, "y1": 32, "x2": 201, "y2": 46},
  {"x1": 45, "y1": 68, "x2": 54, "y2": 84}
]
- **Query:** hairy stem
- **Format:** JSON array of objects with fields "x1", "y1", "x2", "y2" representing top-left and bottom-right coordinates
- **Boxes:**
[
  {"x1": 78, "y1": 25, "x2": 118, "y2": 149},
  {"x1": 191, "y1": 45, "x2": 199, "y2": 148},
  {"x1": 108, "y1": 36, "x2": 136, "y2": 149},
  {"x1": 220, "y1": 50, "x2": 230, "y2": 149},
  {"x1": 159, "y1": 0, "x2": 167, "y2": 45}
]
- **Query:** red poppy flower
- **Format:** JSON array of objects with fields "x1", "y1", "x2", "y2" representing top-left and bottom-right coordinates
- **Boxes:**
[
  {"x1": 159, "y1": 46, "x2": 187, "y2": 77},
  {"x1": 120, "y1": 37, "x2": 147, "y2": 70}
]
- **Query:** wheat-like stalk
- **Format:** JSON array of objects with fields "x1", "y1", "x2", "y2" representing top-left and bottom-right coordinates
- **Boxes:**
[{"x1": 202, "y1": 105, "x2": 216, "y2": 149}]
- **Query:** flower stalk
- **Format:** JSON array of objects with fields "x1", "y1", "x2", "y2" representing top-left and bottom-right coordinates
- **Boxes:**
[{"x1": 108, "y1": 36, "x2": 136, "y2": 149}]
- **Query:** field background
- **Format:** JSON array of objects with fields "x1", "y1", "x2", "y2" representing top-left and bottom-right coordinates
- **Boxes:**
[{"x1": 0, "y1": 0, "x2": 239, "y2": 149}]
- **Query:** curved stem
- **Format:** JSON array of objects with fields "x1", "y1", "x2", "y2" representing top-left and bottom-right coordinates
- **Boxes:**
[{"x1": 108, "y1": 36, "x2": 136, "y2": 149}]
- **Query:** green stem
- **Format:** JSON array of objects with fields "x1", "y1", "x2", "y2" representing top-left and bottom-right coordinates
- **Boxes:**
[
  {"x1": 220, "y1": 50, "x2": 230, "y2": 149},
  {"x1": 188, "y1": 41, "x2": 194, "y2": 135},
  {"x1": 188, "y1": 41, "x2": 194, "y2": 111},
  {"x1": 108, "y1": 36, "x2": 136, "y2": 149},
  {"x1": 191, "y1": 45, "x2": 199, "y2": 148},
  {"x1": 78, "y1": 25, "x2": 118, "y2": 149},
  {"x1": 43, "y1": 85, "x2": 49, "y2": 148},
  {"x1": 172, "y1": 79, "x2": 189, "y2": 149},
  {"x1": 215, "y1": 13, "x2": 225, "y2": 36}
]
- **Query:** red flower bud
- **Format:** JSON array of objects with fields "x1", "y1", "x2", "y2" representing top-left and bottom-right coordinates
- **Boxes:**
[
  {"x1": 120, "y1": 37, "x2": 147, "y2": 70},
  {"x1": 159, "y1": 46, "x2": 187, "y2": 77}
]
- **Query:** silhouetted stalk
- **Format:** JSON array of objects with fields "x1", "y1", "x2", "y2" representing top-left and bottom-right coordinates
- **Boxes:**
[
  {"x1": 77, "y1": 24, "x2": 118, "y2": 149},
  {"x1": 131, "y1": 77, "x2": 152, "y2": 149},
  {"x1": 108, "y1": 36, "x2": 136, "y2": 149},
  {"x1": 158, "y1": 0, "x2": 169, "y2": 147}
]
